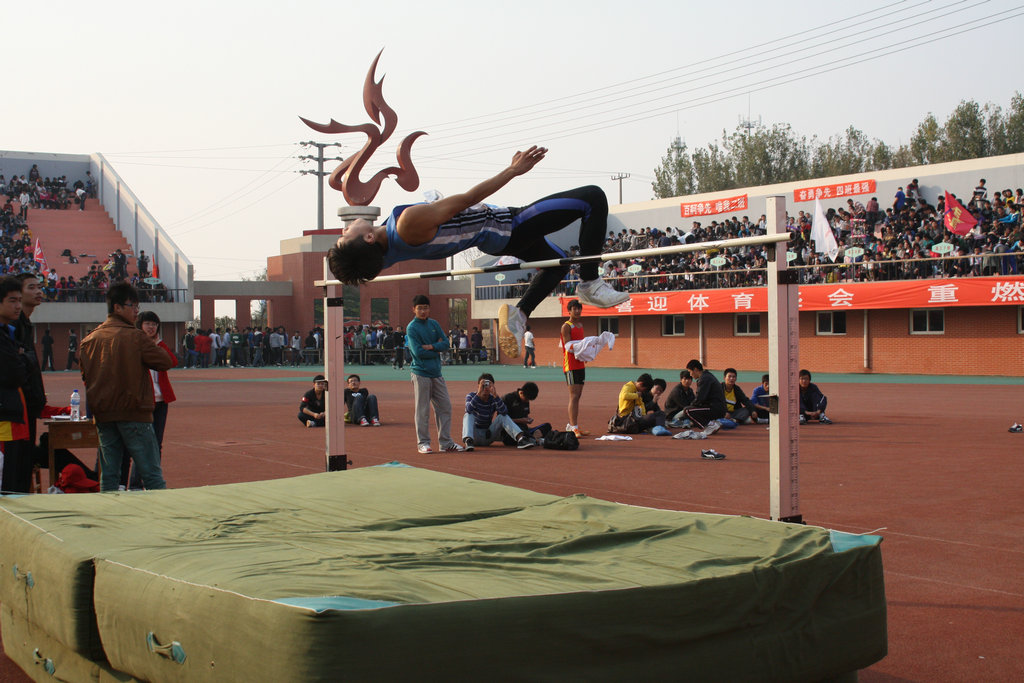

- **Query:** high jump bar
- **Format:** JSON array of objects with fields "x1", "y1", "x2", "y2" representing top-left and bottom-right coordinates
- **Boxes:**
[
  {"x1": 319, "y1": 216, "x2": 800, "y2": 523},
  {"x1": 315, "y1": 232, "x2": 792, "y2": 286}
]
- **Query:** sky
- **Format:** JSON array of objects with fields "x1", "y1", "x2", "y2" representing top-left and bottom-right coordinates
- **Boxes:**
[{"x1": 8, "y1": 0, "x2": 1024, "y2": 284}]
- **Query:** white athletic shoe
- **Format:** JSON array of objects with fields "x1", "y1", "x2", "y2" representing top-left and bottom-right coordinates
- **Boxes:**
[
  {"x1": 576, "y1": 278, "x2": 629, "y2": 308},
  {"x1": 498, "y1": 304, "x2": 527, "y2": 359}
]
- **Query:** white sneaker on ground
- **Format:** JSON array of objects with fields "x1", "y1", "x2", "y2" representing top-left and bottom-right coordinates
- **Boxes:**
[
  {"x1": 498, "y1": 304, "x2": 527, "y2": 359},
  {"x1": 703, "y1": 420, "x2": 721, "y2": 436},
  {"x1": 576, "y1": 278, "x2": 629, "y2": 308}
]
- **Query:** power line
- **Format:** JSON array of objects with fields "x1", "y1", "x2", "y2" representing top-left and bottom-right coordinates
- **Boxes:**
[
  {"x1": 408, "y1": 3, "x2": 1020, "y2": 160},
  {"x1": 168, "y1": 173, "x2": 304, "y2": 237},
  {"x1": 403, "y1": 0, "x2": 994, "y2": 158},
  {"x1": 410, "y1": 0, "x2": 917, "y2": 134},
  {"x1": 105, "y1": 143, "x2": 297, "y2": 156},
  {"x1": 163, "y1": 154, "x2": 301, "y2": 228}
]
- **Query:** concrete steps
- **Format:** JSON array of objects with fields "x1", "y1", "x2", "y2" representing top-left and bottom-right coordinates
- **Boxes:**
[{"x1": 18, "y1": 201, "x2": 138, "y2": 281}]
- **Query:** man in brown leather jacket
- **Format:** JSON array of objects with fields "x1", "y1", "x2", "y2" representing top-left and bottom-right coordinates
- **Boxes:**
[{"x1": 80, "y1": 283, "x2": 175, "y2": 491}]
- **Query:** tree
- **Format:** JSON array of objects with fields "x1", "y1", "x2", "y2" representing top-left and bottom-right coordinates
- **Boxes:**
[
  {"x1": 943, "y1": 100, "x2": 987, "y2": 160},
  {"x1": 910, "y1": 113, "x2": 944, "y2": 165},
  {"x1": 692, "y1": 139, "x2": 733, "y2": 193},
  {"x1": 869, "y1": 140, "x2": 893, "y2": 170},
  {"x1": 889, "y1": 144, "x2": 916, "y2": 169},
  {"x1": 812, "y1": 126, "x2": 874, "y2": 177},
  {"x1": 725, "y1": 123, "x2": 810, "y2": 188},
  {"x1": 984, "y1": 103, "x2": 1008, "y2": 156},
  {"x1": 1003, "y1": 91, "x2": 1024, "y2": 155},
  {"x1": 651, "y1": 137, "x2": 695, "y2": 199}
]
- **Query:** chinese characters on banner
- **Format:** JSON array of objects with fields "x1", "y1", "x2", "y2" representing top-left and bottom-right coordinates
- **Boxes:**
[
  {"x1": 562, "y1": 275, "x2": 1024, "y2": 316},
  {"x1": 680, "y1": 194, "x2": 748, "y2": 218},
  {"x1": 793, "y1": 180, "x2": 876, "y2": 203}
]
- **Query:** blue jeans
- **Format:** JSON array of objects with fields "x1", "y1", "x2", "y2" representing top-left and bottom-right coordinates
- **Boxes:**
[
  {"x1": 350, "y1": 393, "x2": 379, "y2": 422},
  {"x1": 96, "y1": 421, "x2": 166, "y2": 492},
  {"x1": 462, "y1": 413, "x2": 522, "y2": 446}
]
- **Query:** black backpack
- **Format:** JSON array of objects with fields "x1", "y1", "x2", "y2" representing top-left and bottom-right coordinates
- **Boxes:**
[{"x1": 542, "y1": 429, "x2": 579, "y2": 451}]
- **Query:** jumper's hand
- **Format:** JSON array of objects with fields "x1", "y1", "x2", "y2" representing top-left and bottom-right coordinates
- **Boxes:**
[{"x1": 508, "y1": 146, "x2": 547, "y2": 176}]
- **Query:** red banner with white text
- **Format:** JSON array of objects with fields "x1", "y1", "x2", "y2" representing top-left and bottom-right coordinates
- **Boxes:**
[
  {"x1": 793, "y1": 180, "x2": 876, "y2": 203},
  {"x1": 680, "y1": 194, "x2": 748, "y2": 218},
  {"x1": 562, "y1": 276, "x2": 1024, "y2": 316}
]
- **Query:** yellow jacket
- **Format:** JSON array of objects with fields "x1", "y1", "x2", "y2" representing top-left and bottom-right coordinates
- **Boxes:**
[{"x1": 617, "y1": 381, "x2": 645, "y2": 418}]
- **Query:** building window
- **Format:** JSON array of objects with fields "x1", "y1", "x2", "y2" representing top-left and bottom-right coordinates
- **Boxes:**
[
  {"x1": 1019, "y1": 307, "x2": 1024, "y2": 334},
  {"x1": 816, "y1": 311, "x2": 847, "y2": 335},
  {"x1": 599, "y1": 317, "x2": 619, "y2": 335},
  {"x1": 910, "y1": 308, "x2": 944, "y2": 334},
  {"x1": 662, "y1": 315, "x2": 686, "y2": 336},
  {"x1": 734, "y1": 313, "x2": 761, "y2": 336}
]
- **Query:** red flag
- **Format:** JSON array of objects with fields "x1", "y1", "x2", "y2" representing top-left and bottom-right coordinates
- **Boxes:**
[
  {"x1": 33, "y1": 238, "x2": 48, "y2": 272},
  {"x1": 944, "y1": 191, "x2": 977, "y2": 236}
]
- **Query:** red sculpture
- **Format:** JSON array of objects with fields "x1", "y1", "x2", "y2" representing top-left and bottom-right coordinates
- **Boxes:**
[{"x1": 300, "y1": 50, "x2": 426, "y2": 207}]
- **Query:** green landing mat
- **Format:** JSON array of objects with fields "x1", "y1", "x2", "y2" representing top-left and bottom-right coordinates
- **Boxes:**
[{"x1": 0, "y1": 465, "x2": 886, "y2": 682}]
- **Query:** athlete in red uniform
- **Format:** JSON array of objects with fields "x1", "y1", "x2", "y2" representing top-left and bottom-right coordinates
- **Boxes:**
[{"x1": 560, "y1": 299, "x2": 589, "y2": 437}]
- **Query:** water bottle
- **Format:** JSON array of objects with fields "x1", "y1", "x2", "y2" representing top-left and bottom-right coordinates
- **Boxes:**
[{"x1": 70, "y1": 390, "x2": 81, "y2": 421}]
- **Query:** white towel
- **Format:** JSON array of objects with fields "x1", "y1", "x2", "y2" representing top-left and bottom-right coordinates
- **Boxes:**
[{"x1": 565, "y1": 331, "x2": 616, "y2": 363}]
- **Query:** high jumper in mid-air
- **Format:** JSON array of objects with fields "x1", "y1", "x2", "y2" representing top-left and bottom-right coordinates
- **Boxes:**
[{"x1": 326, "y1": 145, "x2": 629, "y2": 357}]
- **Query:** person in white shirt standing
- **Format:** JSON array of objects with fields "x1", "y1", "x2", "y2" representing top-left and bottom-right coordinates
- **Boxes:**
[{"x1": 522, "y1": 326, "x2": 536, "y2": 368}]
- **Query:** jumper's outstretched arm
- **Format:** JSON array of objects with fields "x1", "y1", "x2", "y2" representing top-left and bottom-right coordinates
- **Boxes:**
[{"x1": 396, "y1": 146, "x2": 547, "y2": 245}]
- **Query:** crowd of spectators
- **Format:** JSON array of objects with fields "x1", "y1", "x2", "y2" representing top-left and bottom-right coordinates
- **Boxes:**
[
  {"x1": 345, "y1": 323, "x2": 492, "y2": 366},
  {"x1": 182, "y1": 325, "x2": 324, "y2": 368},
  {"x1": 479, "y1": 180, "x2": 1023, "y2": 299},
  {"x1": 592, "y1": 180, "x2": 1022, "y2": 293},
  {"x1": 1, "y1": 165, "x2": 172, "y2": 302}
]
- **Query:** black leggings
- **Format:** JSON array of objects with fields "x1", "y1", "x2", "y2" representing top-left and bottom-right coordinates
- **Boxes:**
[{"x1": 500, "y1": 185, "x2": 608, "y2": 316}]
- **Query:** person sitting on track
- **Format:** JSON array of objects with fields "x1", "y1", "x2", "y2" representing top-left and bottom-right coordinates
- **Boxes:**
[
  {"x1": 680, "y1": 359, "x2": 727, "y2": 434},
  {"x1": 462, "y1": 373, "x2": 536, "y2": 451},
  {"x1": 610, "y1": 373, "x2": 667, "y2": 434},
  {"x1": 750, "y1": 374, "x2": 772, "y2": 423},
  {"x1": 500, "y1": 381, "x2": 548, "y2": 444},
  {"x1": 326, "y1": 146, "x2": 629, "y2": 359},
  {"x1": 721, "y1": 368, "x2": 758, "y2": 425},
  {"x1": 299, "y1": 374, "x2": 328, "y2": 428},
  {"x1": 344, "y1": 374, "x2": 381, "y2": 427},
  {"x1": 665, "y1": 370, "x2": 696, "y2": 427},
  {"x1": 798, "y1": 369, "x2": 833, "y2": 424}
]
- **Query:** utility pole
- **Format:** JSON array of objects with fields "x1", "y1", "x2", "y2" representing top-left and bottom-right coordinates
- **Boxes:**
[
  {"x1": 610, "y1": 172, "x2": 630, "y2": 204},
  {"x1": 739, "y1": 94, "x2": 761, "y2": 137},
  {"x1": 298, "y1": 141, "x2": 345, "y2": 230}
]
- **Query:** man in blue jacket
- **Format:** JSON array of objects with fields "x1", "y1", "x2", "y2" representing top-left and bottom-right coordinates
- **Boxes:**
[{"x1": 407, "y1": 294, "x2": 464, "y2": 454}]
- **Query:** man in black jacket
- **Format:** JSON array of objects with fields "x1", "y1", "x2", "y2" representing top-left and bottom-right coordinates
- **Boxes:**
[
  {"x1": 0, "y1": 277, "x2": 31, "y2": 493},
  {"x1": 665, "y1": 370, "x2": 695, "y2": 426},
  {"x1": 681, "y1": 359, "x2": 726, "y2": 431},
  {"x1": 14, "y1": 274, "x2": 46, "y2": 447}
]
